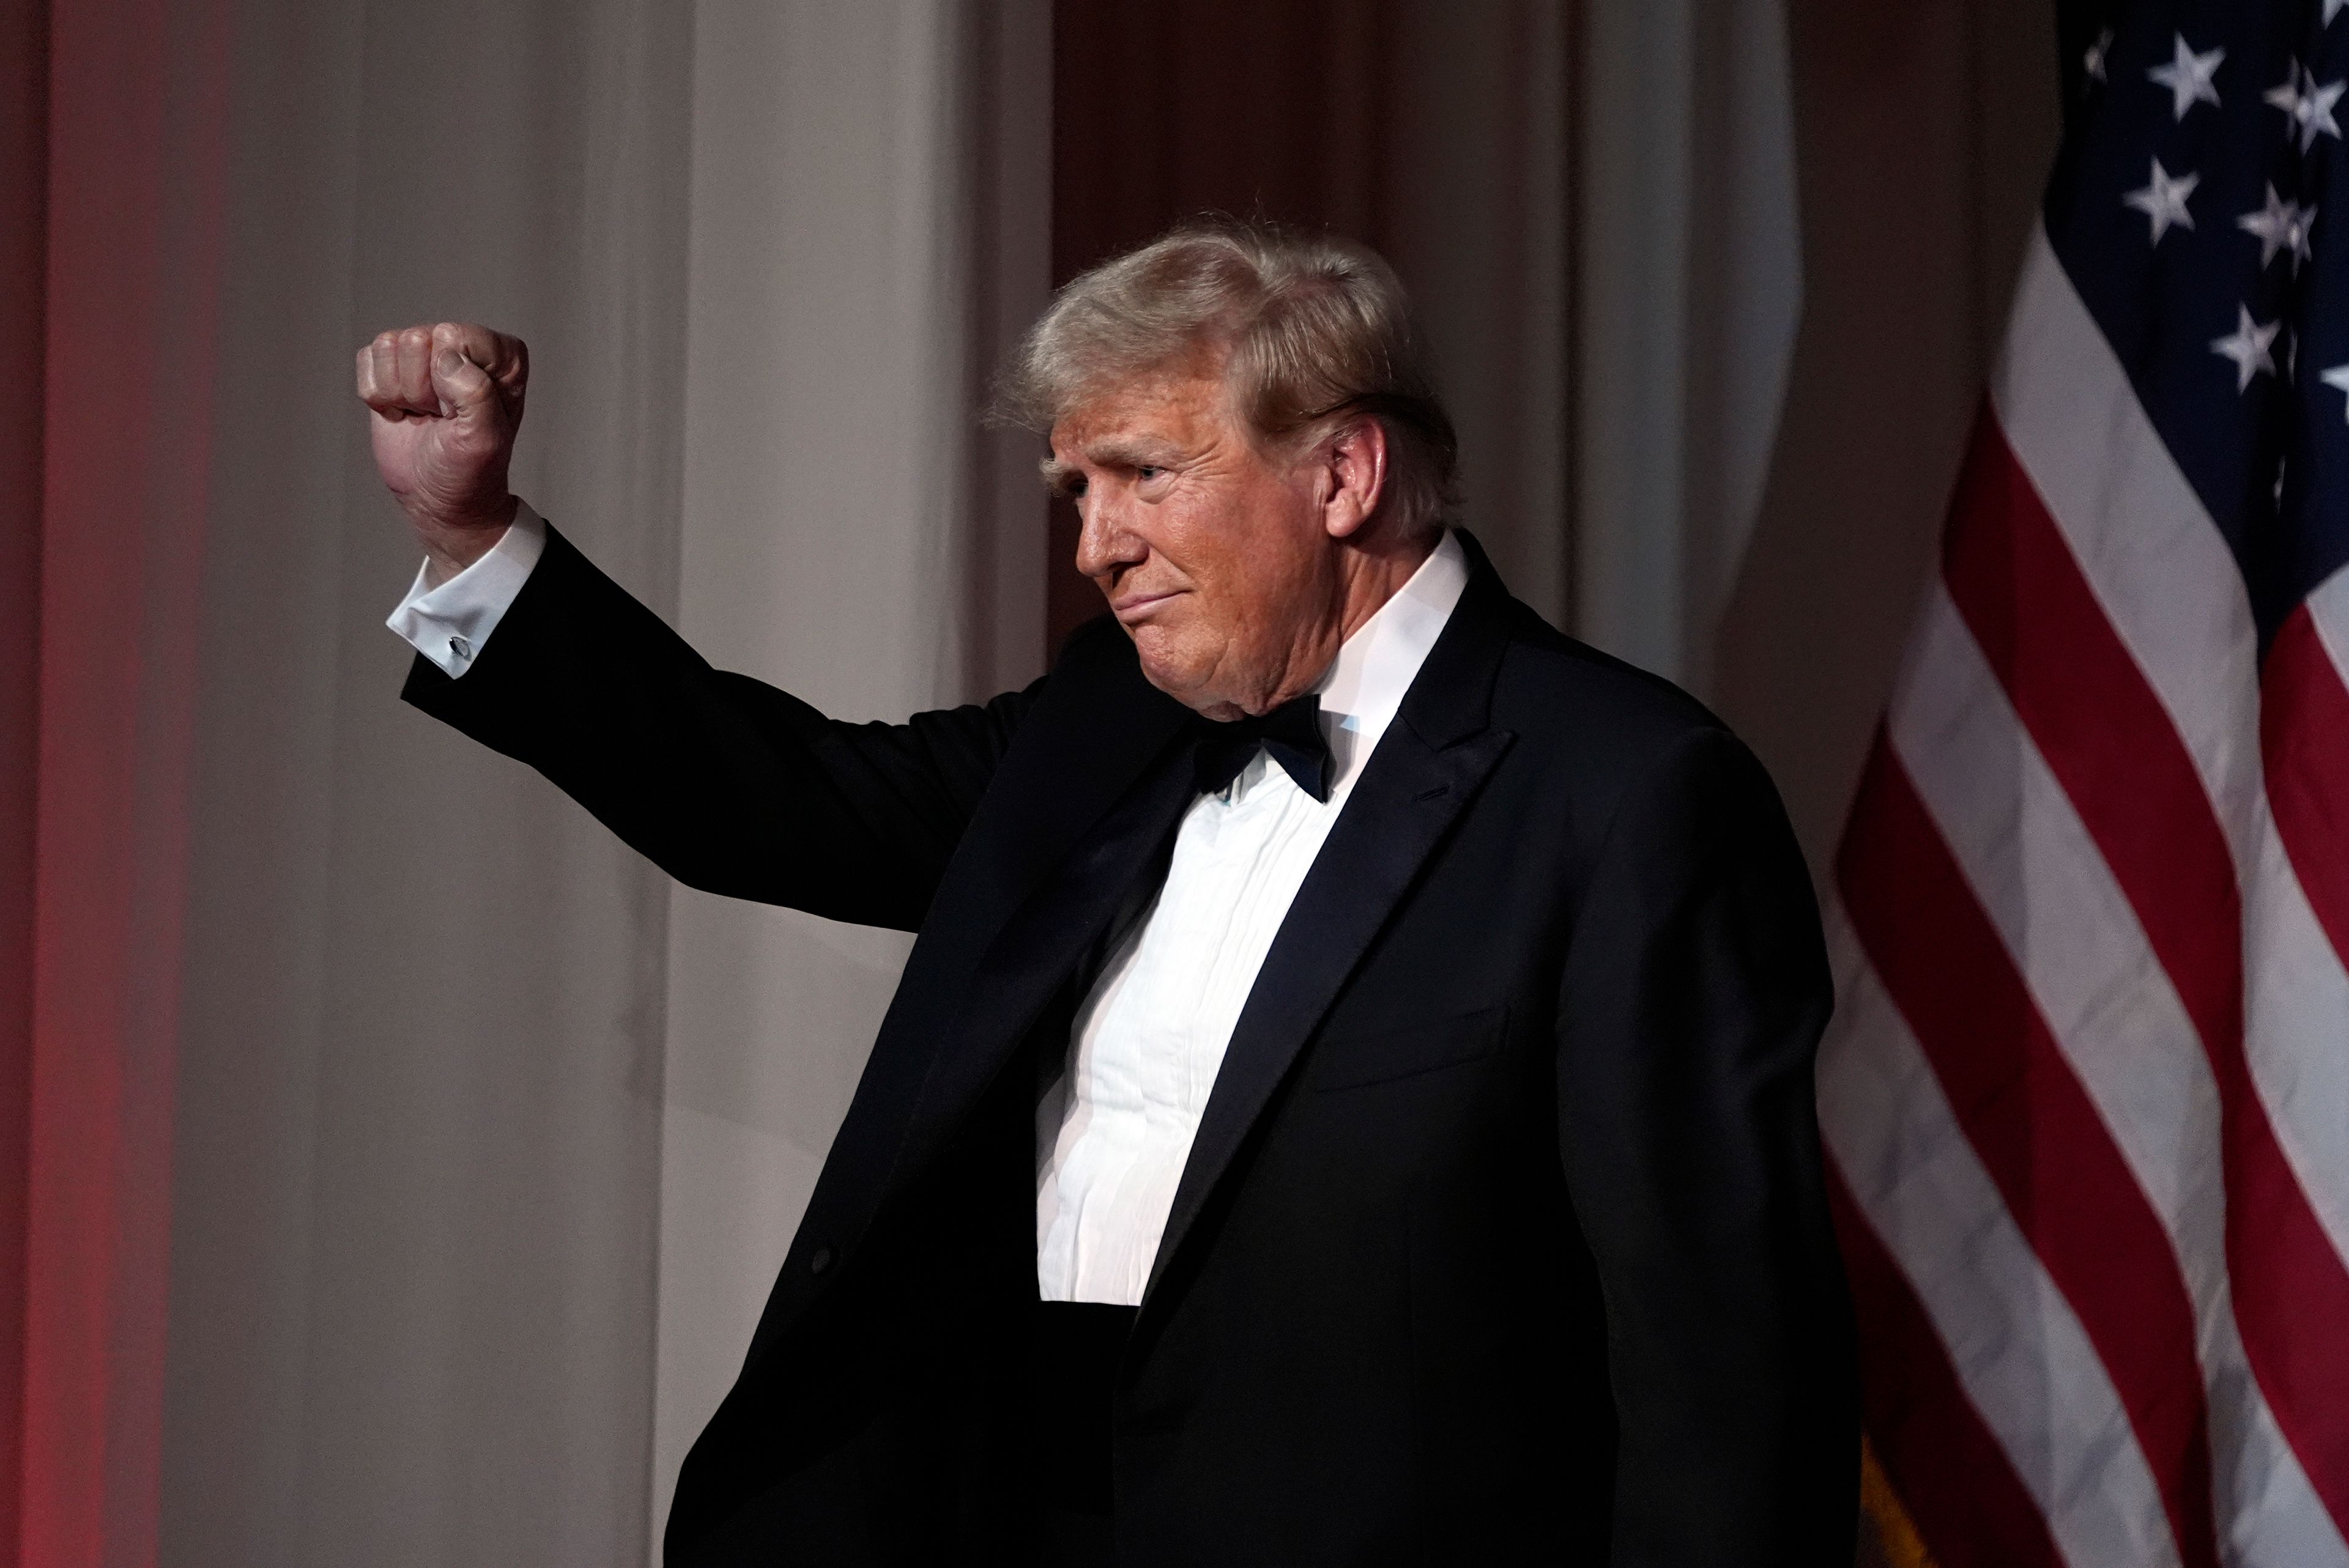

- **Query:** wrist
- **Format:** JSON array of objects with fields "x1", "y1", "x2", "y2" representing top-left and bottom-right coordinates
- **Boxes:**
[{"x1": 415, "y1": 493, "x2": 521, "y2": 585}]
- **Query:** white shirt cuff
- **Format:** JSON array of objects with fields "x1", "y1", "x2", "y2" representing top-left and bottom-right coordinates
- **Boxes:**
[{"x1": 384, "y1": 502, "x2": 548, "y2": 678}]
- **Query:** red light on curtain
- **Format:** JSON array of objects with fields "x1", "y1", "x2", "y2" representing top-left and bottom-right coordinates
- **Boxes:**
[
  {"x1": 17, "y1": 0, "x2": 232, "y2": 1563},
  {"x1": 0, "y1": 0, "x2": 47, "y2": 1562}
]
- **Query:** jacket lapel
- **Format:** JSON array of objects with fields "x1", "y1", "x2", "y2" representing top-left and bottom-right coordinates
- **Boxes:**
[
  {"x1": 1143, "y1": 543, "x2": 1520, "y2": 1302},
  {"x1": 766, "y1": 623, "x2": 1195, "y2": 1284},
  {"x1": 885, "y1": 730, "x2": 1201, "y2": 1197}
]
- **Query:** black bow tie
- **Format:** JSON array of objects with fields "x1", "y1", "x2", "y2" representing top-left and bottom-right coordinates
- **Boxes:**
[{"x1": 1195, "y1": 695, "x2": 1333, "y2": 802}]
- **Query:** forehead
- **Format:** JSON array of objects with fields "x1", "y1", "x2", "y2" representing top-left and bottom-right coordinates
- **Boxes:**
[{"x1": 1049, "y1": 361, "x2": 1236, "y2": 461}]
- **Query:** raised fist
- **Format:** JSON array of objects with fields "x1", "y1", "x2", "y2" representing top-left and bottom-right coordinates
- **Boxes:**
[{"x1": 356, "y1": 322, "x2": 529, "y2": 580}]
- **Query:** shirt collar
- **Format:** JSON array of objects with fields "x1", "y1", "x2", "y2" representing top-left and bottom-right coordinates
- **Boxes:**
[{"x1": 1308, "y1": 529, "x2": 1471, "y2": 798}]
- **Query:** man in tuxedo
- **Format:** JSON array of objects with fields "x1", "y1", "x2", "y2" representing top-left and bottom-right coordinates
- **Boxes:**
[{"x1": 358, "y1": 221, "x2": 1855, "y2": 1566}]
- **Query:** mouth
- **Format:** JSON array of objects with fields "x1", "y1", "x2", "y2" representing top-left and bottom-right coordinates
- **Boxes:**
[{"x1": 1110, "y1": 589, "x2": 1181, "y2": 623}]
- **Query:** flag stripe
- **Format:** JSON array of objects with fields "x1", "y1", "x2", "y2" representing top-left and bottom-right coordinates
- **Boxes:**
[
  {"x1": 1828, "y1": 1163, "x2": 2061, "y2": 1568},
  {"x1": 1991, "y1": 232, "x2": 2263, "y2": 872},
  {"x1": 1994, "y1": 234, "x2": 2349, "y2": 1277},
  {"x1": 1943, "y1": 398, "x2": 2349, "y2": 1538},
  {"x1": 1990, "y1": 235, "x2": 2349, "y2": 1523},
  {"x1": 1885, "y1": 582, "x2": 2349, "y2": 1567},
  {"x1": 1939, "y1": 410, "x2": 2242, "y2": 1060},
  {"x1": 2261, "y1": 597, "x2": 2349, "y2": 978},
  {"x1": 1820, "y1": 924, "x2": 2183, "y2": 1568},
  {"x1": 1886, "y1": 582, "x2": 2226, "y2": 1278},
  {"x1": 1839, "y1": 734, "x2": 2219, "y2": 1568}
]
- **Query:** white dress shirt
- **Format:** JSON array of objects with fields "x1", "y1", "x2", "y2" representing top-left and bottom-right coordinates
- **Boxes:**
[{"x1": 388, "y1": 516, "x2": 1469, "y2": 1306}]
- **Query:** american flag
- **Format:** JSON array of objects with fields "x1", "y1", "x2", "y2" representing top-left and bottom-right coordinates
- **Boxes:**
[{"x1": 1820, "y1": 4, "x2": 2349, "y2": 1566}]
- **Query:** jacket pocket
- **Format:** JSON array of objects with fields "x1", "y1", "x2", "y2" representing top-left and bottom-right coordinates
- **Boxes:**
[{"x1": 1308, "y1": 1005, "x2": 1509, "y2": 1091}]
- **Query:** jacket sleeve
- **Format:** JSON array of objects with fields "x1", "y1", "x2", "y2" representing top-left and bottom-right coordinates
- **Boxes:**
[
  {"x1": 1552, "y1": 724, "x2": 1858, "y2": 1567},
  {"x1": 401, "y1": 524, "x2": 1042, "y2": 932}
]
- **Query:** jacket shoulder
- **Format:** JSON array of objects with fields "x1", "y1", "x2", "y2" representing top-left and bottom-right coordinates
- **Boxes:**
[
  {"x1": 1482, "y1": 601, "x2": 1807, "y2": 908},
  {"x1": 1490, "y1": 597, "x2": 1731, "y2": 761}
]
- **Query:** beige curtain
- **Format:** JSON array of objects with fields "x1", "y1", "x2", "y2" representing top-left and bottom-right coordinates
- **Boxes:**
[
  {"x1": 146, "y1": 3, "x2": 1044, "y2": 1564},
  {"x1": 164, "y1": 4, "x2": 681, "y2": 1561}
]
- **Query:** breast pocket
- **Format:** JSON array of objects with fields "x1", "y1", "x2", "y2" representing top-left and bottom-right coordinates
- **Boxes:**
[{"x1": 1307, "y1": 1005, "x2": 1510, "y2": 1092}]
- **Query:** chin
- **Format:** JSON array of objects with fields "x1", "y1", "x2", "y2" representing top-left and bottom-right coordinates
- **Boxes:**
[
  {"x1": 1129, "y1": 634, "x2": 1223, "y2": 715},
  {"x1": 1132, "y1": 646, "x2": 1195, "y2": 699}
]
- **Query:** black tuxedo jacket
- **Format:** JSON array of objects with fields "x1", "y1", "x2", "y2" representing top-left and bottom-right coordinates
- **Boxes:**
[{"x1": 405, "y1": 526, "x2": 1857, "y2": 1566}]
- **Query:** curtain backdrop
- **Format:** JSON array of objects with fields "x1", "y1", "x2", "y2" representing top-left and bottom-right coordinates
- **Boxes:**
[
  {"x1": 12, "y1": 2, "x2": 1043, "y2": 1564},
  {"x1": 2, "y1": 2, "x2": 2061, "y2": 1564},
  {"x1": 161, "y1": 4, "x2": 691, "y2": 1562},
  {"x1": 1573, "y1": 0, "x2": 1804, "y2": 698},
  {"x1": 0, "y1": 0, "x2": 43, "y2": 1555},
  {"x1": 35, "y1": 3, "x2": 236, "y2": 1564},
  {"x1": 1718, "y1": 0, "x2": 2061, "y2": 868}
]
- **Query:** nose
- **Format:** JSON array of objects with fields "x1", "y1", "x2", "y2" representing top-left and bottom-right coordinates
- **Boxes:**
[{"x1": 1072, "y1": 490, "x2": 1147, "y2": 586}]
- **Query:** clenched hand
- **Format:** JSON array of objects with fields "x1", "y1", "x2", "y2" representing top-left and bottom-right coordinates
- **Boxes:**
[{"x1": 356, "y1": 322, "x2": 529, "y2": 582}]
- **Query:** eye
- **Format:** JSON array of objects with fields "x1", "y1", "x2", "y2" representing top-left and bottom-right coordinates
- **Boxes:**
[{"x1": 1136, "y1": 465, "x2": 1165, "y2": 483}]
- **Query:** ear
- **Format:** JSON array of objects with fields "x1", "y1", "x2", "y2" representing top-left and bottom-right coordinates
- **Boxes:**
[{"x1": 1317, "y1": 415, "x2": 1390, "y2": 540}]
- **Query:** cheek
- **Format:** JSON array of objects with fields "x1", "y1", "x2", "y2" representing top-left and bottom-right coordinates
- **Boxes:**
[
  {"x1": 1158, "y1": 500, "x2": 1264, "y2": 601},
  {"x1": 1201, "y1": 504, "x2": 1316, "y2": 624},
  {"x1": 1144, "y1": 472, "x2": 1316, "y2": 641}
]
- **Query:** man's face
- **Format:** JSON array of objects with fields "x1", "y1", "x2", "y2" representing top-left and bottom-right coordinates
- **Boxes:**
[{"x1": 1048, "y1": 363, "x2": 1342, "y2": 720}]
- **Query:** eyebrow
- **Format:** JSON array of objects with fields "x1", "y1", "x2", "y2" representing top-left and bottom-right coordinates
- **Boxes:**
[{"x1": 1038, "y1": 439, "x2": 1182, "y2": 494}]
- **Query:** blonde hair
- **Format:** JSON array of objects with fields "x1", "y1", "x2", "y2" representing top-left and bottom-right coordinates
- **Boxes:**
[{"x1": 994, "y1": 218, "x2": 1459, "y2": 535}]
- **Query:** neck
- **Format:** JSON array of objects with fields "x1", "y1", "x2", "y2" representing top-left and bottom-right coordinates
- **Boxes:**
[
  {"x1": 1334, "y1": 525, "x2": 1441, "y2": 645},
  {"x1": 1235, "y1": 527, "x2": 1439, "y2": 717}
]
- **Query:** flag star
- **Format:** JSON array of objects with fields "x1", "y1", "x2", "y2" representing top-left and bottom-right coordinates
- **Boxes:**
[
  {"x1": 2268, "y1": 64, "x2": 2347, "y2": 152},
  {"x1": 2268, "y1": 66, "x2": 2302, "y2": 120},
  {"x1": 2240, "y1": 183, "x2": 2316, "y2": 270},
  {"x1": 2149, "y1": 34, "x2": 2225, "y2": 120},
  {"x1": 2085, "y1": 28, "x2": 2113, "y2": 84},
  {"x1": 2323, "y1": 363, "x2": 2349, "y2": 422},
  {"x1": 2309, "y1": 78, "x2": 2347, "y2": 146},
  {"x1": 2212, "y1": 305, "x2": 2281, "y2": 392},
  {"x1": 2124, "y1": 158, "x2": 2200, "y2": 243}
]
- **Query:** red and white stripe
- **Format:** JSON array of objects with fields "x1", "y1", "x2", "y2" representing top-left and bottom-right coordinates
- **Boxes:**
[{"x1": 1823, "y1": 223, "x2": 2349, "y2": 1567}]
